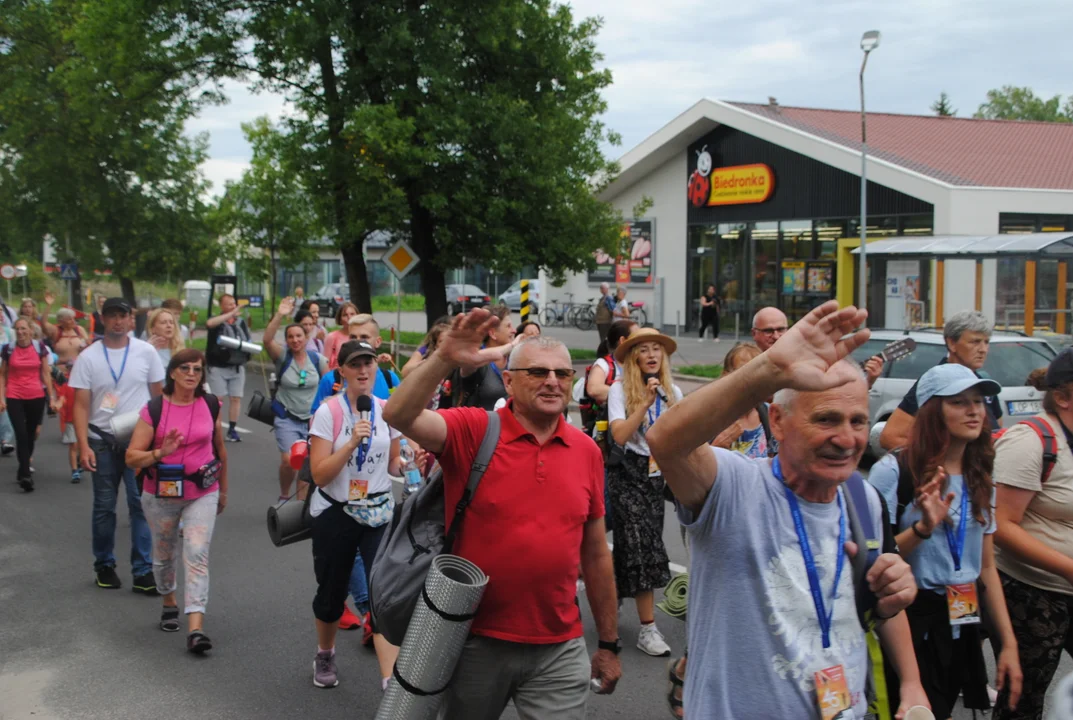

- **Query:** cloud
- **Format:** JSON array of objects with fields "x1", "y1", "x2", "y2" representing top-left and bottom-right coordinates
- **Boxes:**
[{"x1": 199, "y1": 157, "x2": 250, "y2": 196}]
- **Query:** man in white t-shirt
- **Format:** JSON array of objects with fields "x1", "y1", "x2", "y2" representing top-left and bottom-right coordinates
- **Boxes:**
[{"x1": 70, "y1": 298, "x2": 165, "y2": 593}]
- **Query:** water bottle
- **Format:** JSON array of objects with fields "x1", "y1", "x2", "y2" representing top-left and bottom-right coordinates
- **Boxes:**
[{"x1": 399, "y1": 439, "x2": 422, "y2": 498}]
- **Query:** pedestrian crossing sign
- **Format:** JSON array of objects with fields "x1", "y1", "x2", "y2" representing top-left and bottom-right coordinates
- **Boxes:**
[{"x1": 383, "y1": 240, "x2": 420, "y2": 281}]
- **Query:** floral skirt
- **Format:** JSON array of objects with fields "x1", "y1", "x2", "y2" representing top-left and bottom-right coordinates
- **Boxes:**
[{"x1": 607, "y1": 449, "x2": 670, "y2": 598}]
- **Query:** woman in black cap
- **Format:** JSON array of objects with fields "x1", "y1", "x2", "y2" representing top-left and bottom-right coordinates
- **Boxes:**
[
  {"x1": 306, "y1": 340, "x2": 405, "y2": 691},
  {"x1": 991, "y1": 349, "x2": 1073, "y2": 719}
]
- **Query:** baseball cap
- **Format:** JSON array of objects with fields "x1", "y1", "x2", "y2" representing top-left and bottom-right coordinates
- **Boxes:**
[
  {"x1": 1044, "y1": 347, "x2": 1073, "y2": 388},
  {"x1": 101, "y1": 297, "x2": 132, "y2": 315},
  {"x1": 916, "y1": 363, "x2": 1000, "y2": 408},
  {"x1": 338, "y1": 340, "x2": 377, "y2": 366}
]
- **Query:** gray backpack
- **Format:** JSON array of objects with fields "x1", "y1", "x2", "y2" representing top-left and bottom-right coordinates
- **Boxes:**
[{"x1": 368, "y1": 410, "x2": 501, "y2": 646}]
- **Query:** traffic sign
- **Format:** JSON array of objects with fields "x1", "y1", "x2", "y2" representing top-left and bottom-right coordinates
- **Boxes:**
[
  {"x1": 0, "y1": 264, "x2": 16, "y2": 280},
  {"x1": 59, "y1": 263, "x2": 78, "y2": 280},
  {"x1": 383, "y1": 239, "x2": 420, "y2": 281}
]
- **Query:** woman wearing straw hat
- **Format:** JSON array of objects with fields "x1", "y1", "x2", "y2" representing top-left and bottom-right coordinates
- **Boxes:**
[{"x1": 607, "y1": 327, "x2": 682, "y2": 658}]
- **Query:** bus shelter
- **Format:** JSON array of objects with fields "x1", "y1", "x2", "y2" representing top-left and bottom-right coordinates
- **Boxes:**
[{"x1": 851, "y1": 233, "x2": 1073, "y2": 335}]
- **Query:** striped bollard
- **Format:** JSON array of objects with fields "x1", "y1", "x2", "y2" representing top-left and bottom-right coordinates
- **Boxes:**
[{"x1": 520, "y1": 280, "x2": 530, "y2": 322}]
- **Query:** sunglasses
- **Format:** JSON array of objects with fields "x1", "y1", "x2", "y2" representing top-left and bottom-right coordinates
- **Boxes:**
[
  {"x1": 176, "y1": 364, "x2": 203, "y2": 374},
  {"x1": 298, "y1": 369, "x2": 308, "y2": 387},
  {"x1": 512, "y1": 367, "x2": 576, "y2": 381}
]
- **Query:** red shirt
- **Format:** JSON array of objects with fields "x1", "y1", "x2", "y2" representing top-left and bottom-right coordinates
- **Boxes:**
[
  {"x1": 57, "y1": 382, "x2": 76, "y2": 424},
  {"x1": 437, "y1": 404, "x2": 604, "y2": 644}
]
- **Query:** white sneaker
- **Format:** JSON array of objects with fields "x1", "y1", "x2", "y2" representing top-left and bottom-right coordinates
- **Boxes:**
[{"x1": 637, "y1": 623, "x2": 671, "y2": 657}]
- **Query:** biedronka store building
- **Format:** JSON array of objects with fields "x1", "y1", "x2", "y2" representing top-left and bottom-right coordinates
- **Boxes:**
[{"x1": 548, "y1": 98, "x2": 1073, "y2": 335}]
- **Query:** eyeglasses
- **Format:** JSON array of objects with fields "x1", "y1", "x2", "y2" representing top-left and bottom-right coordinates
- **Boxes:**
[
  {"x1": 752, "y1": 326, "x2": 788, "y2": 337},
  {"x1": 298, "y1": 369, "x2": 308, "y2": 387},
  {"x1": 176, "y1": 364, "x2": 203, "y2": 374},
  {"x1": 511, "y1": 367, "x2": 576, "y2": 381}
]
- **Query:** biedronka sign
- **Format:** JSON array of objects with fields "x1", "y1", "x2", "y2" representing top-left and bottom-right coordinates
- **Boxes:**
[{"x1": 688, "y1": 162, "x2": 775, "y2": 207}]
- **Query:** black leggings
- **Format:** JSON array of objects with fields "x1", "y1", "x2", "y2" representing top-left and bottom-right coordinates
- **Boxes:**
[
  {"x1": 698, "y1": 308, "x2": 719, "y2": 338},
  {"x1": 7, "y1": 396, "x2": 46, "y2": 478},
  {"x1": 310, "y1": 500, "x2": 387, "y2": 624}
]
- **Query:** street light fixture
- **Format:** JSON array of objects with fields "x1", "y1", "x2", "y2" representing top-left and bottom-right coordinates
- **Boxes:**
[{"x1": 858, "y1": 29, "x2": 880, "y2": 315}]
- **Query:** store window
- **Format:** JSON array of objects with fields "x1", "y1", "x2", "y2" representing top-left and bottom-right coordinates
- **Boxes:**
[
  {"x1": 997, "y1": 217, "x2": 1069, "y2": 331},
  {"x1": 687, "y1": 226, "x2": 718, "y2": 328},
  {"x1": 752, "y1": 222, "x2": 779, "y2": 310},
  {"x1": 813, "y1": 219, "x2": 847, "y2": 259}
]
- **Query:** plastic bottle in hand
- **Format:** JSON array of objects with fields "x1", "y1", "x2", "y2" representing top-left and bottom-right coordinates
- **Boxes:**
[{"x1": 399, "y1": 439, "x2": 422, "y2": 498}]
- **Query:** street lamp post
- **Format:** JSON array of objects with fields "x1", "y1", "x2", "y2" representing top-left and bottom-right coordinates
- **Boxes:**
[{"x1": 858, "y1": 30, "x2": 881, "y2": 314}]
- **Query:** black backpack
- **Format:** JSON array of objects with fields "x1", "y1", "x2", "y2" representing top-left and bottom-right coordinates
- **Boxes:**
[
  {"x1": 136, "y1": 394, "x2": 221, "y2": 493},
  {"x1": 579, "y1": 354, "x2": 616, "y2": 435}
]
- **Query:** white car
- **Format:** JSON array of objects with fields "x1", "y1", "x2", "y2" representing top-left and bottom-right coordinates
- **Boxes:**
[
  {"x1": 852, "y1": 329, "x2": 1057, "y2": 430},
  {"x1": 498, "y1": 279, "x2": 541, "y2": 314}
]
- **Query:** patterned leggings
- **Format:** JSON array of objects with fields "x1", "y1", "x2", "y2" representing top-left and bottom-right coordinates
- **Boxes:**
[
  {"x1": 993, "y1": 572, "x2": 1073, "y2": 720},
  {"x1": 141, "y1": 491, "x2": 219, "y2": 614}
]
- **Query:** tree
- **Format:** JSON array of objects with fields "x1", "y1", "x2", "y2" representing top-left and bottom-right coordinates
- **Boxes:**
[
  {"x1": 930, "y1": 91, "x2": 957, "y2": 117},
  {"x1": 211, "y1": 117, "x2": 322, "y2": 312},
  {"x1": 237, "y1": 0, "x2": 624, "y2": 325},
  {"x1": 974, "y1": 85, "x2": 1072, "y2": 122},
  {"x1": 0, "y1": 0, "x2": 239, "y2": 304}
]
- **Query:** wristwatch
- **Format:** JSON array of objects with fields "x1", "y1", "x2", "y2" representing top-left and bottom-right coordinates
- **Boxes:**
[{"x1": 598, "y1": 638, "x2": 621, "y2": 655}]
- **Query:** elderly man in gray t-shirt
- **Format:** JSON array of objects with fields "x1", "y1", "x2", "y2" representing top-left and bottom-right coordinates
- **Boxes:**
[{"x1": 649, "y1": 300, "x2": 928, "y2": 720}]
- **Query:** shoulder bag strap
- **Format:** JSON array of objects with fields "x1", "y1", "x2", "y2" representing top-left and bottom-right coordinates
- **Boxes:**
[
  {"x1": 444, "y1": 410, "x2": 502, "y2": 553},
  {"x1": 1020, "y1": 417, "x2": 1058, "y2": 484}
]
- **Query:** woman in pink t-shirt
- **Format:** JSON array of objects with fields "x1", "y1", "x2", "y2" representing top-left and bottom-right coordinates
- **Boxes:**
[
  {"x1": 126, "y1": 348, "x2": 228, "y2": 655},
  {"x1": 0, "y1": 318, "x2": 57, "y2": 491},
  {"x1": 324, "y1": 302, "x2": 359, "y2": 369}
]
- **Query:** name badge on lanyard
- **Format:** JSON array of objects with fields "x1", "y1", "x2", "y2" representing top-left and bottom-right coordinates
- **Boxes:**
[
  {"x1": 944, "y1": 484, "x2": 980, "y2": 628},
  {"x1": 646, "y1": 395, "x2": 662, "y2": 476},
  {"x1": 344, "y1": 397, "x2": 375, "y2": 505},
  {"x1": 100, "y1": 343, "x2": 130, "y2": 416}
]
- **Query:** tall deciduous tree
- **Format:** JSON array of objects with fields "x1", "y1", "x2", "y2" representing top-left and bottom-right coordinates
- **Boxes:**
[
  {"x1": 238, "y1": 0, "x2": 623, "y2": 324},
  {"x1": 930, "y1": 92, "x2": 957, "y2": 117},
  {"x1": 975, "y1": 85, "x2": 1072, "y2": 122}
]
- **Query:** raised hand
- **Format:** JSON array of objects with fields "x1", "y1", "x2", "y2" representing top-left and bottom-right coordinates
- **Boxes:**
[
  {"x1": 864, "y1": 356, "x2": 884, "y2": 388},
  {"x1": 436, "y1": 309, "x2": 510, "y2": 369},
  {"x1": 376, "y1": 352, "x2": 394, "y2": 366},
  {"x1": 160, "y1": 428, "x2": 184, "y2": 457},
  {"x1": 763, "y1": 300, "x2": 870, "y2": 393},
  {"x1": 915, "y1": 467, "x2": 955, "y2": 534},
  {"x1": 278, "y1": 297, "x2": 295, "y2": 317},
  {"x1": 43, "y1": 291, "x2": 55, "y2": 306}
]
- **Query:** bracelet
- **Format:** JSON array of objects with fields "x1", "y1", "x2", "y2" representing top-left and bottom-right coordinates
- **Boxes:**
[{"x1": 911, "y1": 521, "x2": 932, "y2": 539}]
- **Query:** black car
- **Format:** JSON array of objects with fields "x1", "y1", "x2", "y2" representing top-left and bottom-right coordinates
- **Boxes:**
[
  {"x1": 445, "y1": 284, "x2": 491, "y2": 315},
  {"x1": 309, "y1": 283, "x2": 349, "y2": 316}
]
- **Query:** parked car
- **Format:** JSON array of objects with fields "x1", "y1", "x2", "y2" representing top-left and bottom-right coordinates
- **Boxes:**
[
  {"x1": 445, "y1": 284, "x2": 492, "y2": 315},
  {"x1": 498, "y1": 279, "x2": 542, "y2": 314},
  {"x1": 851, "y1": 328, "x2": 1057, "y2": 431},
  {"x1": 309, "y1": 283, "x2": 350, "y2": 316}
]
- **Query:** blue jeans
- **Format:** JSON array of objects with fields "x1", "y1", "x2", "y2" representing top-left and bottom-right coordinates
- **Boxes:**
[
  {"x1": 349, "y1": 549, "x2": 369, "y2": 614},
  {"x1": 91, "y1": 440, "x2": 153, "y2": 576}
]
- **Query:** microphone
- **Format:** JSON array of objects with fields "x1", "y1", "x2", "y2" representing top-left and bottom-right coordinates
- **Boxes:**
[
  {"x1": 643, "y1": 372, "x2": 670, "y2": 402},
  {"x1": 356, "y1": 395, "x2": 373, "y2": 423}
]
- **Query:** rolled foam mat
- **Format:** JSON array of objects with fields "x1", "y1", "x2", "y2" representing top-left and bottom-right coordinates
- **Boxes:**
[{"x1": 376, "y1": 554, "x2": 488, "y2": 720}]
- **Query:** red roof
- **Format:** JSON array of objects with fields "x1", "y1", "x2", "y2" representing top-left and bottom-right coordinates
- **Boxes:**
[{"x1": 730, "y1": 102, "x2": 1073, "y2": 190}]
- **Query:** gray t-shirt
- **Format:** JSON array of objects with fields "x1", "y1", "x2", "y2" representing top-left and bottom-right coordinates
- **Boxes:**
[
  {"x1": 677, "y1": 447, "x2": 884, "y2": 720},
  {"x1": 275, "y1": 352, "x2": 328, "y2": 420}
]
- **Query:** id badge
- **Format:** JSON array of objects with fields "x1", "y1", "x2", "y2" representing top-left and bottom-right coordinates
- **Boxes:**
[
  {"x1": 946, "y1": 583, "x2": 982, "y2": 626},
  {"x1": 156, "y1": 479, "x2": 184, "y2": 498},
  {"x1": 648, "y1": 455, "x2": 661, "y2": 477},
  {"x1": 100, "y1": 392, "x2": 119, "y2": 415},
  {"x1": 814, "y1": 665, "x2": 853, "y2": 720},
  {"x1": 348, "y1": 477, "x2": 369, "y2": 503}
]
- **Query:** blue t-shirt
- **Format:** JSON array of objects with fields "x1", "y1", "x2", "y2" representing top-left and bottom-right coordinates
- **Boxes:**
[
  {"x1": 677, "y1": 448, "x2": 885, "y2": 719},
  {"x1": 310, "y1": 366, "x2": 400, "y2": 414},
  {"x1": 868, "y1": 453, "x2": 996, "y2": 593}
]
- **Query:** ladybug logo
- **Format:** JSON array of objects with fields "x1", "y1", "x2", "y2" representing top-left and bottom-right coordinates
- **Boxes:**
[
  {"x1": 696, "y1": 145, "x2": 712, "y2": 177},
  {"x1": 688, "y1": 171, "x2": 710, "y2": 208}
]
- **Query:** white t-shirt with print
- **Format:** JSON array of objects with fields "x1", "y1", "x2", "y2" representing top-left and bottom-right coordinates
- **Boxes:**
[
  {"x1": 69, "y1": 339, "x2": 166, "y2": 440},
  {"x1": 308, "y1": 395, "x2": 400, "y2": 519},
  {"x1": 606, "y1": 381, "x2": 683, "y2": 456}
]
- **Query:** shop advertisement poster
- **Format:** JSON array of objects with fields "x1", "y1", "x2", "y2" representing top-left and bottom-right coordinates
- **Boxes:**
[
  {"x1": 807, "y1": 263, "x2": 833, "y2": 295},
  {"x1": 781, "y1": 261, "x2": 806, "y2": 295},
  {"x1": 589, "y1": 219, "x2": 654, "y2": 285}
]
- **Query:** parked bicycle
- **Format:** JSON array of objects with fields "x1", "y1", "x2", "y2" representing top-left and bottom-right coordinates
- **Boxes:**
[{"x1": 629, "y1": 301, "x2": 647, "y2": 327}]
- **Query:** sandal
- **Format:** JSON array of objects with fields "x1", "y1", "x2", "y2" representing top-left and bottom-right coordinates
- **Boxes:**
[
  {"x1": 667, "y1": 655, "x2": 686, "y2": 719},
  {"x1": 159, "y1": 607, "x2": 180, "y2": 633},
  {"x1": 187, "y1": 631, "x2": 212, "y2": 655}
]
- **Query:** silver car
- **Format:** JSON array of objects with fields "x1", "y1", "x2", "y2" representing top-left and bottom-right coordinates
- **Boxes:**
[
  {"x1": 498, "y1": 279, "x2": 541, "y2": 314},
  {"x1": 852, "y1": 329, "x2": 1057, "y2": 430}
]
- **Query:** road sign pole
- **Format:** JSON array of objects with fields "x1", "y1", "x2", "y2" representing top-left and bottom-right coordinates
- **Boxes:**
[{"x1": 396, "y1": 276, "x2": 403, "y2": 367}]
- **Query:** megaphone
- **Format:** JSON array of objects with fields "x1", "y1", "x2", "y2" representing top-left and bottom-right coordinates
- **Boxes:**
[{"x1": 217, "y1": 335, "x2": 263, "y2": 355}]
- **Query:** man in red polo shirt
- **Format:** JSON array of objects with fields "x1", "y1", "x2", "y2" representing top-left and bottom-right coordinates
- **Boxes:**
[{"x1": 384, "y1": 309, "x2": 622, "y2": 719}]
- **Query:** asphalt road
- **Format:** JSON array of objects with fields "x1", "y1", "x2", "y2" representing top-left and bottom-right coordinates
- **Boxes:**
[{"x1": 1, "y1": 375, "x2": 1068, "y2": 720}]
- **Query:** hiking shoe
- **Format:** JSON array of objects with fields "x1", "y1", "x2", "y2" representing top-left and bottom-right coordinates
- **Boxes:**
[
  {"x1": 1, "y1": 443, "x2": 13, "y2": 456},
  {"x1": 71, "y1": 469, "x2": 81, "y2": 484},
  {"x1": 313, "y1": 650, "x2": 338, "y2": 688},
  {"x1": 339, "y1": 606, "x2": 362, "y2": 631},
  {"x1": 361, "y1": 612, "x2": 374, "y2": 648},
  {"x1": 96, "y1": 566, "x2": 122, "y2": 589},
  {"x1": 226, "y1": 427, "x2": 241, "y2": 443},
  {"x1": 637, "y1": 623, "x2": 671, "y2": 657},
  {"x1": 17, "y1": 474, "x2": 33, "y2": 492},
  {"x1": 132, "y1": 572, "x2": 158, "y2": 596},
  {"x1": 187, "y1": 631, "x2": 213, "y2": 654}
]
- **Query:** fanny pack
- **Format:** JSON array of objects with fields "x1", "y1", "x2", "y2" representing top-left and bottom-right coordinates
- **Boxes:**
[{"x1": 344, "y1": 491, "x2": 394, "y2": 528}]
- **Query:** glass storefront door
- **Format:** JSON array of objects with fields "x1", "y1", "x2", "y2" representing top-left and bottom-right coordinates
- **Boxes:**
[{"x1": 686, "y1": 226, "x2": 717, "y2": 329}]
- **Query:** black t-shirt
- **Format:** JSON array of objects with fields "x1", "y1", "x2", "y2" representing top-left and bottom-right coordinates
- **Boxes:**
[
  {"x1": 454, "y1": 364, "x2": 507, "y2": 411},
  {"x1": 896, "y1": 357, "x2": 1003, "y2": 429}
]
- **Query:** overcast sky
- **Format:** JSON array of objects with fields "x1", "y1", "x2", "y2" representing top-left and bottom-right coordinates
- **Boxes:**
[{"x1": 189, "y1": 0, "x2": 1073, "y2": 196}]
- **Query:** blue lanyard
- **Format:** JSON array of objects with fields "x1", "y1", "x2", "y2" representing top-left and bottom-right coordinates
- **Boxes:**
[
  {"x1": 646, "y1": 394, "x2": 662, "y2": 428},
  {"x1": 943, "y1": 481, "x2": 969, "y2": 572},
  {"x1": 489, "y1": 362, "x2": 503, "y2": 380},
  {"x1": 101, "y1": 342, "x2": 130, "y2": 386},
  {"x1": 773, "y1": 456, "x2": 846, "y2": 649},
  {"x1": 344, "y1": 396, "x2": 376, "y2": 471}
]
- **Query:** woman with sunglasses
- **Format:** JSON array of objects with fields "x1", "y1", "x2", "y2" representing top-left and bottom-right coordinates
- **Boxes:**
[
  {"x1": 868, "y1": 364, "x2": 1022, "y2": 718},
  {"x1": 265, "y1": 297, "x2": 329, "y2": 500},
  {"x1": 126, "y1": 349, "x2": 228, "y2": 654},
  {"x1": 606, "y1": 327, "x2": 681, "y2": 658},
  {"x1": 308, "y1": 340, "x2": 405, "y2": 690}
]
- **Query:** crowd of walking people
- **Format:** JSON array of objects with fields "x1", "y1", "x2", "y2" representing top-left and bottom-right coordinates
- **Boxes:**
[{"x1": 10, "y1": 282, "x2": 1073, "y2": 720}]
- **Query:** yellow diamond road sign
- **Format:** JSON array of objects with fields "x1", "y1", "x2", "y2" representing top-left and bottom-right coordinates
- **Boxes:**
[{"x1": 384, "y1": 239, "x2": 420, "y2": 281}]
